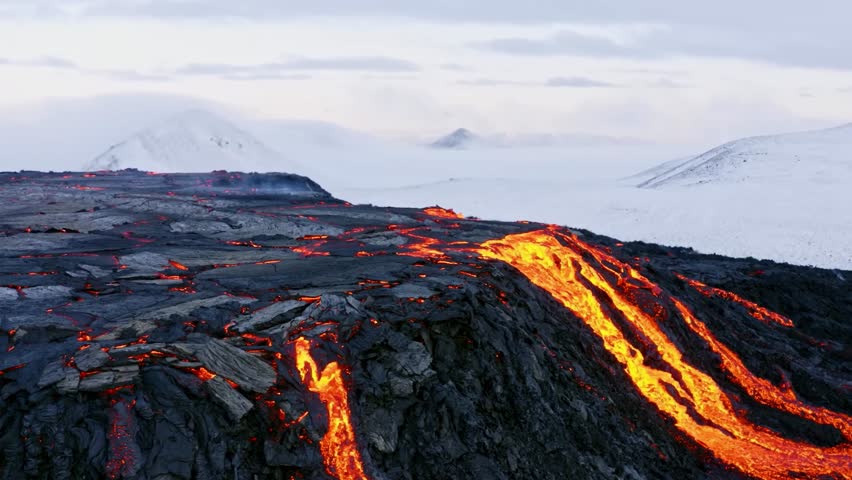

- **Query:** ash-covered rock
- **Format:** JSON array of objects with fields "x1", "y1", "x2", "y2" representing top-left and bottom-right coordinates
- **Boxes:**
[{"x1": 0, "y1": 170, "x2": 849, "y2": 480}]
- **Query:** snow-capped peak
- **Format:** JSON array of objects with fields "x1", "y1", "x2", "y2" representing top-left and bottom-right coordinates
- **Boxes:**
[
  {"x1": 86, "y1": 109, "x2": 299, "y2": 173},
  {"x1": 431, "y1": 128, "x2": 476, "y2": 149}
]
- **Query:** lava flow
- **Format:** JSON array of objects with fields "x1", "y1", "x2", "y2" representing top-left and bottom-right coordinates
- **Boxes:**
[
  {"x1": 293, "y1": 337, "x2": 369, "y2": 480},
  {"x1": 477, "y1": 229, "x2": 851, "y2": 480},
  {"x1": 422, "y1": 207, "x2": 464, "y2": 219},
  {"x1": 675, "y1": 273, "x2": 795, "y2": 327}
]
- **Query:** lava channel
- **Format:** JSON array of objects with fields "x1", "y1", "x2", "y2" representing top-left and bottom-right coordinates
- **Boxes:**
[
  {"x1": 294, "y1": 337, "x2": 369, "y2": 480},
  {"x1": 477, "y1": 229, "x2": 852, "y2": 480}
]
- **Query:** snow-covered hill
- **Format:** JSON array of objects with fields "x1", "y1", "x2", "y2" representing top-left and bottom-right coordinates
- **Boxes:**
[
  {"x1": 638, "y1": 123, "x2": 852, "y2": 188},
  {"x1": 86, "y1": 110, "x2": 299, "y2": 173}
]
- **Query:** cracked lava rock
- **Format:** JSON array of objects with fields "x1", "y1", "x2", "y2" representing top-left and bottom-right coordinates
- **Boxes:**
[{"x1": 0, "y1": 170, "x2": 850, "y2": 480}]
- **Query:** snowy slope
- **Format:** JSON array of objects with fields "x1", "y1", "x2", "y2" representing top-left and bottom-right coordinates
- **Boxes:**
[
  {"x1": 623, "y1": 156, "x2": 692, "y2": 183},
  {"x1": 86, "y1": 110, "x2": 299, "y2": 173},
  {"x1": 638, "y1": 123, "x2": 852, "y2": 188}
]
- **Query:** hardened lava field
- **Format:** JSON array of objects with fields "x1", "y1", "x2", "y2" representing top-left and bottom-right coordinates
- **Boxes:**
[{"x1": 0, "y1": 170, "x2": 850, "y2": 480}]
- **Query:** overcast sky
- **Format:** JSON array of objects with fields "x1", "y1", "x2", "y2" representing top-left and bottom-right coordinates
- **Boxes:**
[{"x1": 1, "y1": 0, "x2": 851, "y2": 144}]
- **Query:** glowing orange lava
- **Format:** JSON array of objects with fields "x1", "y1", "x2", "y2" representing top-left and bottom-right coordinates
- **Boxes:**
[
  {"x1": 675, "y1": 273, "x2": 794, "y2": 327},
  {"x1": 294, "y1": 337, "x2": 368, "y2": 480},
  {"x1": 477, "y1": 229, "x2": 851, "y2": 480},
  {"x1": 396, "y1": 227, "x2": 449, "y2": 259},
  {"x1": 423, "y1": 207, "x2": 464, "y2": 219},
  {"x1": 168, "y1": 260, "x2": 189, "y2": 271}
]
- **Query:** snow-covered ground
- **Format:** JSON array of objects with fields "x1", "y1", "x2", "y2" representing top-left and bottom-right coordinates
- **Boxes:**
[
  {"x1": 2, "y1": 101, "x2": 847, "y2": 270},
  {"x1": 340, "y1": 176, "x2": 850, "y2": 270}
]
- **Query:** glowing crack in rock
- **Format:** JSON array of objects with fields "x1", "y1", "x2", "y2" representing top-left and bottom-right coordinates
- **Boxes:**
[
  {"x1": 293, "y1": 337, "x2": 369, "y2": 480},
  {"x1": 477, "y1": 229, "x2": 851, "y2": 480}
]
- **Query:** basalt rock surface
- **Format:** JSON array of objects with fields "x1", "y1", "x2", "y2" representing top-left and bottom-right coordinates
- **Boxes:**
[{"x1": 0, "y1": 170, "x2": 849, "y2": 480}]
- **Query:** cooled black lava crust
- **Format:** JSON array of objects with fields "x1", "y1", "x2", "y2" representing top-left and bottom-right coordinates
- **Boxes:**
[{"x1": 0, "y1": 170, "x2": 849, "y2": 480}]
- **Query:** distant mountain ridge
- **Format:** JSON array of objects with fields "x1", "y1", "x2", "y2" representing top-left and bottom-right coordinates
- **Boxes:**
[
  {"x1": 430, "y1": 128, "x2": 647, "y2": 150},
  {"x1": 431, "y1": 128, "x2": 476, "y2": 149}
]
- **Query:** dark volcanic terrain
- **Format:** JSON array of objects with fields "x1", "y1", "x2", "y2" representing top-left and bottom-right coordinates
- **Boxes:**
[{"x1": 0, "y1": 170, "x2": 849, "y2": 480}]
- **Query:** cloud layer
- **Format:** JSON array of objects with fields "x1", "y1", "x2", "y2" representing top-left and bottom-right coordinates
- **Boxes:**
[
  {"x1": 477, "y1": 28, "x2": 852, "y2": 70},
  {"x1": 176, "y1": 56, "x2": 420, "y2": 77},
  {"x1": 4, "y1": 1, "x2": 850, "y2": 71}
]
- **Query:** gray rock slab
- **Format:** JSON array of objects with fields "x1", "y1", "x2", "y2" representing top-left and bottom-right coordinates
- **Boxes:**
[
  {"x1": 205, "y1": 376, "x2": 254, "y2": 421},
  {"x1": 235, "y1": 300, "x2": 305, "y2": 333},
  {"x1": 187, "y1": 335, "x2": 275, "y2": 392},
  {"x1": 0, "y1": 287, "x2": 19, "y2": 301},
  {"x1": 23, "y1": 286, "x2": 73, "y2": 301}
]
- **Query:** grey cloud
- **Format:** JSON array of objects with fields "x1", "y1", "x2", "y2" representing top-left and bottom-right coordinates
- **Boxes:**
[
  {"x1": 440, "y1": 63, "x2": 471, "y2": 72},
  {"x1": 14, "y1": 0, "x2": 843, "y2": 32},
  {"x1": 95, "y1": 69, "x2": 173, "y2": 82},
  {"x1": 285, "y1": 57, "x2": 419, "y2": 71},
  {"x1": 456, "y1": 78, "x2": 532, "y2": 87},
  {"x1": 456, "y1": 77, "x2": 617, "y2": 88},
  {"x1": 31, "y1": 56, "x2": 77, "y2": 68},
  {"x1": 175, "y1": 63, "x2": 243, "y2": 75},
  {"x1": 479, "y1": 28, "x2": 852, "y2": 71},
  {"x1": 479, "y1": 31, "x2": 640, "y2": 57},
  {"x1": 361, "y1": 74, "x2": 419, "y2": 81},
  {"x1": 221, "y1": 73, "x2": 311, "y2": 81},
  {"x1": 546, "y1": 76, "x2": 617, "y2": 88},
  {"x1": 5, "y1": 1, "x2": 851, "y2": 71},
  {"x1": 644, "y1": 78, "x2": 691, "y2": 89},
  {"x1": 0, "y1": 57, "x2": 175, "y2": 82},
  {"x1": 0, "y1": 56, "x2": 78, "y2": 68},
  {"x1": 176, "y1": 56, "x2": 420, "y2": 76}
]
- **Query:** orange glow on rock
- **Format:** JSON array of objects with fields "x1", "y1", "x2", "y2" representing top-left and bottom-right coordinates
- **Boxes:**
[
  {"x1": 477, "y1": 229, "x2": 851, "y2": 480},
  {"x1": 423, "y1": 207, "x2": 464, "y2": 219},
  {"x1": 168, "y1": 260, "x2": 189, "y2": 271},
  {"x1": 294, "y1": 337, "x2": 368, "y2": 480},
  {"x1": 187, "y1": 367, "x2": 217, "y2": 382},
  {"x1": 396, "y1": 227, "x2": 448, "y2": 259}
]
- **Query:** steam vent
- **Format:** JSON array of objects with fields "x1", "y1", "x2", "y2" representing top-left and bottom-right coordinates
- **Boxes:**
[{"x1": 1, "y1": 170, "x2": 850, "y2": 480}]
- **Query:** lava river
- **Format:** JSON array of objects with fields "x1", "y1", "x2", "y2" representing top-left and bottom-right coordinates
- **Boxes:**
[
  {"x1": 476, "y1": 228, "x2": 851, "y2": 480},
  {"x1": 294, "y1": 337, "x2": 369, "y2": 480}
]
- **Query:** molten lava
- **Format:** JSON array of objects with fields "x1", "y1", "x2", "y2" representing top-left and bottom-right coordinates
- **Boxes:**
[
  {"x1": 675, "y1": 273, "x2": 794, "y2": 327},
  {"x1": 423, "y1": 207, "x2": 464, "y2": 219},
  {"x1": 477, "y1": 229, "x2": 851, "y2": 480},
  {"x1": 293, "y1": 337, "x2": 368, "y2": 480}
]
